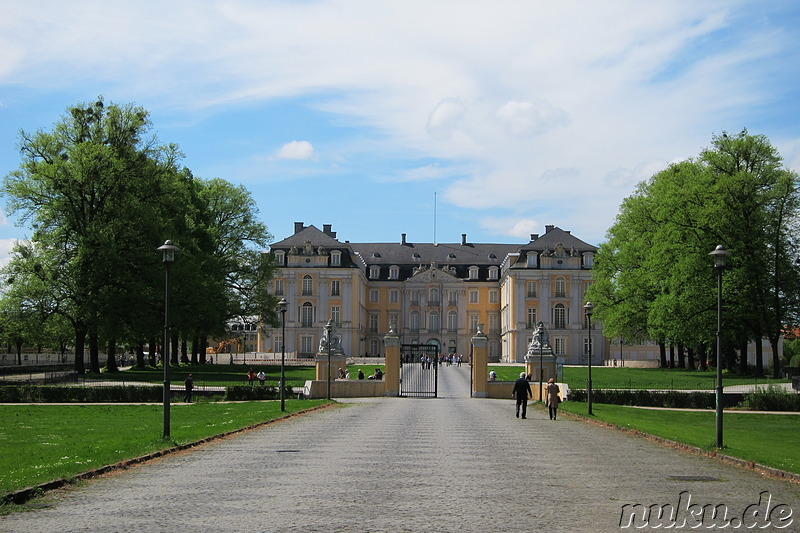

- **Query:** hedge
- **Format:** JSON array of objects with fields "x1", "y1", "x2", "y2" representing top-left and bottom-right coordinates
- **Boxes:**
[{"x1": 568, "y1": 389, "x2": 740, "y2": 409}]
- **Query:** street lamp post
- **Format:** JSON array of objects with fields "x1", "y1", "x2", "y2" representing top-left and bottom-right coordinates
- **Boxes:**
[
  {"x1": 584, "y1": 301, "x2": 594, "y2": 416},
  {"x1": 325, "y1": 319, "x2": 333, "y2": 400},
  {"x1": 536, "y1": 322, "x2": 544, "y2": 402},
  {"x1": 279, "y1": 298, "x2": 287, "y2": 412},
  {"x1": 710, "y1": 244, "x2": 729, "y2": 448},
  {"x1": 157, "y1": 240, "x2": 178, "y2": 439}
]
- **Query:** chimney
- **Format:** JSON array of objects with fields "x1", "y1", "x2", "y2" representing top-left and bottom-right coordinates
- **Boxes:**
[
  {"x1": 322, "y1": 224, "x2": 336, "y2": 238},
  {"x1": 545, "y1": 225, "x2": 554, "y2": 233},
  {"x1": 401, "y1": 233, "x2": 407, "y2": 245},
  {"x1": 461, "y1": 234, "x2": 468, "y2": 245},
  {"x1": 531, "y1": 233, "x2": 539, "y2": 241},
  {"x1": 294, "y1": 222, "x2": 305, "y2": 234}
]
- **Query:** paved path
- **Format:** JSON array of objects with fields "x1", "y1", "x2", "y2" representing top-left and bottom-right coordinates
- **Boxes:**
[{"x1": 2, "y1": 366, "x2": 799, "y2": 532}]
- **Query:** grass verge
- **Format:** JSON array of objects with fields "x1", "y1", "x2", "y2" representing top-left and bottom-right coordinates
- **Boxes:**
[
  {"x1": 556, "y1": 401, "x2": 800, "y2": 476},
  {"x1": 0, "y1": 399, "x2": 330, "y2": 501}
]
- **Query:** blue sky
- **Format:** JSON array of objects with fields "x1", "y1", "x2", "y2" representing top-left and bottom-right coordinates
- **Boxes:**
[{"x1": 1, "y1": 1, "x2": 799, "y2": 263}]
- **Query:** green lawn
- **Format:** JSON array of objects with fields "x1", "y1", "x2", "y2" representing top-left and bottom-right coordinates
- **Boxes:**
[
  {"x1": 0, "y1": 400, "x2": 329, "y2": 498},
  {"x1": 557, "y1": 402, "x2": 800, "y2": 475},
  {"x1": 489, "y1": 365, "x2": 789, "y2": 390}
]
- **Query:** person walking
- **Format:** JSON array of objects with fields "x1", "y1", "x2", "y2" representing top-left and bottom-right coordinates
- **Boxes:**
[
  {"x1": 545, "y1": 378, "x2": 561, "y2": 420},
  {"x1": 512, "y1": 372, "x2": 532, "y2": 419},
  {"x1": 184, "y1": 374, "x2": 194, "y2": 403}
]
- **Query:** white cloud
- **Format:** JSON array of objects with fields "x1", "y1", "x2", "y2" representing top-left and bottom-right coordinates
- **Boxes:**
[
  {"x1": 0, "y1": 239, "x2": 18, "y2": 269},
  {"x1": 275, "y1": 141, "x2": 315, "y2": 160},
  {"x1": 496, "y1": 100, "x2": 571, "y2": 137},
  {"x1": 426, "y1": 98, "x2": 467, "y2": 140},
  {"x1": 480, "y1": 217, "x2": 539, "y2": 240}
]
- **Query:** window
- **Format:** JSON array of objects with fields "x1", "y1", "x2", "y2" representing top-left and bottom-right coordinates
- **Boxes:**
[
  {"x1": 274, "y1": 250, "x2": 285, "y2": 265},
  {"x1": 370, "y1": 266, "x2": 380, "y2": 279},
  {"x1": 274, "y1": 279, "x2": 284, "y2": 296},
  {"x1": 410, "y1": 291, "x2": 420, "y2": 304},
  {"x1": 389, "y1": 313, "x2": 398, "y2": 331},
  {"x1": 301, "y1": 303, "x2": 314, "y2": 327},
  {"x1": 428, "y1": 311, "x2": 440, "y2": 331},
  {"x1": 582, "y1": 252, "x2": 593, "y2": 268},
  {"x1": 389, "y1": 266, "x2": 399, "y2": 279},
  {"x1": 527, "y1": 308, "x2": 537, "y2": 329},
  {"x1": 553, "y1": 303, "x2": 566, "y2": 329},
  {"x1": 272, "y1": 334, "x2": 282, "y2": 354},
  {"x1": 489, "y1": 314, "x2": 500, "y2": 335},
  {"x1": 331, "y1": 306, "x2": 340, "y2": 325},
  {"x1": 526, "y1": 281, "x2": 536, "y2": 298},
  {"x1": 331, "y1": 280, "x2": 340, "y2": 296},
  {"x1": 527, "y1": 253, "x2": 538, "y2": 268},
  {"x1": 370, "y1": 289, "x2": 379, "y2": 303},
  {"x1": 469, "y1": 290, "x2": 479, "y2": 304},
  {"x1": 448, "y1": 291, "x2": 457, "y2": 306},
  {"x1": 469, "y1": 266, "x2": 479, "y2": 280},
  {"x1": 390, "y1": 289, "x2": 399, "y2": 303},
  {"x1": 447, "y1": 311, "x2": 458, "y2": 332},
  {"x1": 369, "y1": 339, "x2": 380, "y2": 356},
  {"x1": 489, "y1": 289, "x2": 498, "y2": 304},
  {"x1": 369, "y1": 313, "x2": 379, "y2": 333},
  {"x1": 554, "y1": 337, "x2": 566, "y2": 355},
  {"x1": 429, "y1": 288, "x2": 440, "y2": 305},
  {"x1": 302, "y1": 275, "x2": 313, "y2": 296},
  {"x1": 331, "y1": 251, "x2": 342, "y2": 266},
  {"x1": 410, "y1": 311, "x2": 420, "y2": 332},
  {"x1": 300, "y1": 335, "x2": 314, "y2": 355},
  {"x1": 584, "y1": 337, "x2": 593, "y2": 355},
  {"x1": 488, "y1": 267, "x2": 499, "y2": 280},
  {"x1": 468, "y1": 314, "x2": 479, "y2": 334},
  {"x1": 555, "y1": 276, "x2": 566, "y2": 298}
]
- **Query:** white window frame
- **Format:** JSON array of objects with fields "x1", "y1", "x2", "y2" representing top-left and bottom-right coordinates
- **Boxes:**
[{"x1": 331, "y1": 251, "x2": 342, "y2": 266}]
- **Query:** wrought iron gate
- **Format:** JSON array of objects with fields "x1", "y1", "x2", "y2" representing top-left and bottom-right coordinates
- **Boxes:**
[{"x1": 400, "y1": 344, "x2": 439, "y2": 397}]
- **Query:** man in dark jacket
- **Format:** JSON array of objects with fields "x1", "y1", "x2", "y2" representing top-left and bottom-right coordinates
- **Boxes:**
[{"x1": 512, "y1": 372, "x2": 532, "y2": 419}]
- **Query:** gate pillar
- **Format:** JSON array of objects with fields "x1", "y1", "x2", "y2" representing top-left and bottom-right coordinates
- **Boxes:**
[
  {"x1": 383, "y1": 326, "x2": 400, "y2": 397},
  {"x1": 471, "y1": 325, "x2": 489, "y2": 398}
]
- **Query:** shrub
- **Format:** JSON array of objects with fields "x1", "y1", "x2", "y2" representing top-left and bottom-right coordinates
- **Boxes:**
[
  {"x1": 225, "y1": 385, "x2": 284, "y2": 401},
  {"x1": 744, "y1": 385, "x2": 800, "y2": 412}
]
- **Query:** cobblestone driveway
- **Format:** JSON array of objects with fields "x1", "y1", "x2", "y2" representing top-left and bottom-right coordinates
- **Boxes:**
[{"x1": 2, "y1": 366, "x2": 798, "y2": 532}]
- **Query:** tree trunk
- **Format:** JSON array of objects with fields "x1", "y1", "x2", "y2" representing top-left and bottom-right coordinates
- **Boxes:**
[
  {"x1": 669, "y1": 344, "x2": 675, "y2": 368},
  {"x1": 171, "y1": 333, "x2": 179, "y2": 366},
  {"x1": 698, "y1": 343, "x2": 707, "y2": 371},
  {"x1": 106, "y1": 339, "x2": 119, "y2": 372},
  {"x1": 659, "y1": 342, "x2": 667, "y2": 368},
  {"x1": 769, "y1": 337, "x2": 781, "y2": 379},
  {"x1": 687, "y1": 346, "x2": 695, "y2": 370},
  {"x1": 191, "y1": 336, "x2": 199, "y2": 365},
  {"x1": 148, "y1": 338, "x2": 157, "y2": 367},
  {"x1": 15, "y1": 339, "x2": 23, "y2": 365},
  {"x1": 181, "y1": 338, "x2": 189, "y2": 364},
  {"x1": 739, "y1": 339, "x2": 748, "y2": 374},
  {"x1": 754, "y1": 337, "x2": 764, "y2": 376},
  {"x1": 677, "y1": 343, "x2": 685, "y2": 369},
  {"x1": 136, "y1": 343, "x2": 146, "y2": 368},
  {"x1": 89, "y1": 330, "x2": 100, "y2": 374},
  {"x1": 74, "y1": 324, "x2": 86, "y2": 374}
]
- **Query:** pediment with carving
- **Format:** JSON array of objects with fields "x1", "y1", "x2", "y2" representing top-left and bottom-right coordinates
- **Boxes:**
[{"x1": 406, "y1": 263, "x2": 461, "y2": 284}]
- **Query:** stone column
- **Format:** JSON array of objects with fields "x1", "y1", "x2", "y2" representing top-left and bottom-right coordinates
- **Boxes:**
[
  {"x1": 383, "y1": 326, "x2": 400, "y2": 397},
  {"x1": 471, "y1": 324, "x2": 489, "y2": 398}
]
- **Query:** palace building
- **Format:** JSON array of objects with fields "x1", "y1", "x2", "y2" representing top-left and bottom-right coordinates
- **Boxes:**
[{"x1": 260, "y1": 222, "x2": 605, "y2": 364}]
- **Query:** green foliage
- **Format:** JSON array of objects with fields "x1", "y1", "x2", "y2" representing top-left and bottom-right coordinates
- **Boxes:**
[
  {"x1": 567, "y1": 389, "x2": 721, "y2": 409},
  {"x1": 744, "y1": 385, "x2": 800, "y2": 411},
  {"x1": 0, "y1": 385, "x2": 162, "y2": 403}
]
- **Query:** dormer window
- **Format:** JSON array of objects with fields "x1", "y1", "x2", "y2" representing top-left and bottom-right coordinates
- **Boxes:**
[
  {"x1": 527, "y1": 252, "x2": 538, "y2": 268},
  {"x1": 412, "y1": 252, "x2": 421, "y2": 260},
  {"x1": 331, "y1": 251, "x2": 342, "y2": 266},
  {"x1": 389, "y1": 265, "x2": 399, "y2": 279},
  {"x1": 488, "y1": 266, "x2": 499, "y2": 280},
  {"x1": 274, "y1": 250, "x2": 285, "y2": 265},
  {"x1": 583, "y1": 252, "x2": 594, "y2": 268},
  {"x1": 469, "y1": 266, "x2": 479, "y2": 280},
  {"x1": 370, "y1": 265, "x2": 380, "y2": 279}
]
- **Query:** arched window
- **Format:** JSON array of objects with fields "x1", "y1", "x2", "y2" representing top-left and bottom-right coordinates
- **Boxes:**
[
  {"x1": 302, "y1": 275, "x2": 313, "y2": 296},
  {"x1": 410, "y1": 311, "x2": 420, "y2": 332},
  {"x1": 301, "y1": 302, "x2": 314, "y2": 327},
  {"x1": 555, "y1": 276, "x2": 566, "y2": 297},
  {"x1": 553, "y1": 303, "x2": 566, "y2": 329},
  {"x1": 428, "y1": 311, "x2": 440, "y2": 332},
  {"x1": 330, "y1": 251, "x2": 342, "y2": 266}
]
